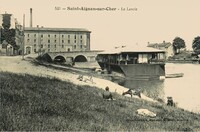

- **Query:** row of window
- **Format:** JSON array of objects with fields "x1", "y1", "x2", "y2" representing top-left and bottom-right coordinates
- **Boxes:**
[
  {"x1": 27, "y1": 34, "x2": 83, "y2": 39},
  {"x1": 27, "y1": 39, "x2": 83, "y2": 44},
  {"x1": 35, "y1": 44, "x2": 84, "y2": 49},
  {"x1": 33, "y1": 48, "x2": 70, "y2": 53}
]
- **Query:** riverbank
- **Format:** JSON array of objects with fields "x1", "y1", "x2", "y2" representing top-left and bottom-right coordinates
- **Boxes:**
[
  {"x1": 1, "y1": 71, "x2": 200, "y2": 131},
  {"x1": 167, "y1": 50, "x2": 200, "y2": 64},
  {"x1": 167, "y1": 59, "x2": 199, "y2": 64},
  {"x1": 0, "y1": 55, "x2": 155, "y2": 102}
]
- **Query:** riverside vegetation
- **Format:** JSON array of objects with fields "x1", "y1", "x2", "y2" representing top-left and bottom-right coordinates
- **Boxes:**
[{"x1": 1, "y1": 72, "x2": 200, "y2": 131}]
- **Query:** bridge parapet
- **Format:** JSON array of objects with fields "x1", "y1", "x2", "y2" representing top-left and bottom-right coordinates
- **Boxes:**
[{"x1": 44, "y1": 50, "x2": 103, "y2": 63}]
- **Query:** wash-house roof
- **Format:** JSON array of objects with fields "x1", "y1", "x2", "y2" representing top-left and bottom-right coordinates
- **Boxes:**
[{"x1": 99, "y1": 45, "x2": 165, "y2": 55}]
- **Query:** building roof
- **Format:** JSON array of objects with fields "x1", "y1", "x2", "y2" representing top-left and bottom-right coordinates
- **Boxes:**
[
  {"x1": 25, "y1": 27, "x2": 91, "y2": 32},
  {"x1": 99, "y1": 45, "x2": 165, "y2": 55},
  {"x1": 147, "y1": 42, "x2": 172, "y2": 48}
]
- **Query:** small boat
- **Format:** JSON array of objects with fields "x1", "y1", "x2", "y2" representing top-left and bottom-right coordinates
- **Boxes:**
[{"x1": 165, "y1": 73, "x2": 184, "y2": 78}]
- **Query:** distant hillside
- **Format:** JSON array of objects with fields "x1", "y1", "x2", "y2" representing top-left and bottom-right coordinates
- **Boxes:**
[{"x1": 1, "y1": 72, "x2": 200, "y2": 131}]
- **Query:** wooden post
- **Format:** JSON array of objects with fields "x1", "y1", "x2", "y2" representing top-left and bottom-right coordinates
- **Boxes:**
[
  {"x1": 22, "y1": 14, "x2": 25, "y2": 60},
  {"x1": 0, "y1": 26, "x2": 1, "y2": 45}
]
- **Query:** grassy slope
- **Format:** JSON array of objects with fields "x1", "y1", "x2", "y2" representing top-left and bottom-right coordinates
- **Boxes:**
[{"x1": 1, "y1": 72, "x2": 200, "y2": 131}]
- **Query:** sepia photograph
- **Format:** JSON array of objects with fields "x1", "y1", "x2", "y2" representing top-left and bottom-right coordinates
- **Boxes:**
[{"x1": 1, "y1": 0, "x2": 200, "y2": 131}]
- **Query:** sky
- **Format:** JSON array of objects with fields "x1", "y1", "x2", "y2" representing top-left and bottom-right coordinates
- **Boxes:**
[{"x1": 0, "y1": 0, "x2": 200, "y2": 50}]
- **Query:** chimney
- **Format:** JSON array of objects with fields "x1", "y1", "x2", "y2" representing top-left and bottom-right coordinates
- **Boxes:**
[{"x1": 30, "y1": 8, "x2": 33, "y2": 27}]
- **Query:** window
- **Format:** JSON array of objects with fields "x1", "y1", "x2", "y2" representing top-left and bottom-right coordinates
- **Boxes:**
[
  {"x1": 34, "y1": 49, "x2": 36, "y2": 52},
  {"x1": 54, "y1": 45, "x2": 56, "y2": 48},
  {"x1": 74, "y1": 45, "x2": 76, "y2": 49},
  {"x1": 74, "y1": 40, "x2": 76, "y2": 43},
  {"x1": 68, "y1": 40, "x2": 70, "y2": 44},
  {"x1": 48, "y1": 44, "x2": 50, "y2": 48},
  {"x1": 48, "y1": 49, "x2": 50, "y2": 52},
  {"x1": 74, "y1": 35, "x2": 76, "y2": 39},
  {"x1": 48, "y1": 40, "x2": 50, "y2": 43},
  {"x1": 34, "y1": 34, "x2": 36, "y2": 37},
  {"x1": 62, "y1": 40, "x2": 64, "y2": 43},
  {"x1": 80, "y1": 45, "x2": 83, "y2": 49},
  {"x1": 67, "y1": 48, "x2": 70, "y2": 52},
  {"x1": 80, "y1": 40, "x2": 83, "y2": 44},
  {"x1": 41, "y1": 34, "x2": 43, "y2": 38},
  {"x1": 41, "y1": 44, "x2": 43, "y2": 48},
  {"x1": 68, "y1": 35, "x2": 70, "y2": 39},
  {"x1": 62, "y1": 35, "x2": 64, "y2": 38},
  {"x1": 27, "y1": 39, "x2": 30, "y2": 42},
  {"x1": 48, "y1": 34, "x2": 50, "y2": 37},
  {"x1": 27, "y1": 34, "x2": 29, "y2": 37},
  {"x1": 34, "y1": 44, "x2": 36, "y2": 47},
  {"x1": 80, "y1": 35, "x2": 82, "y2": 39},
  {"x1": 55, "y1": 35, "x2": 56, "y2": 38},
  {"x1": 62, "y1": 45, "x2": 64, "y2": 48},
  {"x1": 54, "y1": 40, "x2": 57, "y2": 43},
  {"x1": 34, "y1": 39, "x2": 36, "y2": 43}
]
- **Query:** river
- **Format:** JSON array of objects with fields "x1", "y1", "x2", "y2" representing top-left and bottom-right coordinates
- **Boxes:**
[{"x1": 117, "y1": 63, "x2": 200, "y2": 113}]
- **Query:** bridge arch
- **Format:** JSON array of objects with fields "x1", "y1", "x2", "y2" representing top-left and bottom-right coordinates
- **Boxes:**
[
  {"x1": 74, "y1": 55, "x2": 87, "y2": 62},
  {"x1": 54, "y1": 55, "x2": 66, "y2": 63},
  {"x1": 41, "y1": 53, "x2": 53, "y2": 62}
]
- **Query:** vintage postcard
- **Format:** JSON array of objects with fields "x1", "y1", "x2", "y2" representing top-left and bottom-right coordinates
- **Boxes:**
[{"x1": 1, "y1": 0, "x2": 200, "y2": 131}]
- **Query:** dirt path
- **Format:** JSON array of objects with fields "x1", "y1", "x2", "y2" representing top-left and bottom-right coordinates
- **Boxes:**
[{"x1": 0, "y1": 55, "x2": 156, "y2": 102}]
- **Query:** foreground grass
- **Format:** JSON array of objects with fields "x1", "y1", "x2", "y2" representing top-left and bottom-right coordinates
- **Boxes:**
[{"x1": 1, "y1": 72, "x2": 200, "y2": 131}]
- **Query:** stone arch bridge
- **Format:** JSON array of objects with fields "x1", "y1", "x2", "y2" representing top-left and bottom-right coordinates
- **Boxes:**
[{"x1": 41, "y1": 50, "x2": 103, "y2": 63}]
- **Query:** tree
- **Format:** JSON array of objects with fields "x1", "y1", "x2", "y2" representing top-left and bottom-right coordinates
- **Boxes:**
[
  {"x1": 1, "y1": 14, "x2": 17, "y2": 49},
  {"x1": 172, "y1": 37, "x2": 186, "y2": 54},
  {"x1": 192, "y1": 36, "x2": 200, "y2": 54}
]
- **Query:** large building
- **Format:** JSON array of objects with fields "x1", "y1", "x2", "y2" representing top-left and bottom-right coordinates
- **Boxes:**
[{"x1": 24, "y1": 27, "x2": 91, "y2": 54}]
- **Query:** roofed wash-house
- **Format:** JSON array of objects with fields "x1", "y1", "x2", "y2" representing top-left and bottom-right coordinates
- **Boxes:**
[
  {"x1": 147, "y1": 41, "x2": 174, "y2": 59},
  {"x1": 96, "y1": 45, "x2": 166, "y2": 80}
]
